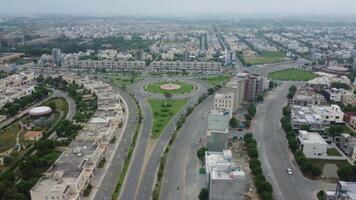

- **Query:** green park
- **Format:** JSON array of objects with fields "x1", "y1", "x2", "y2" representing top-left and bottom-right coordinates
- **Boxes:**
[
  {"x1": 148, "y1": 98, "x2": 187, "y2": 138},
  {"x1": 268, "y1": 68, "x2": 318, "y2": 81},
  {"x1": 244, "y1": 51, "x2": 285, "y2": 65},
  {"x1": 145, "y1": 80, "x2": 196, "y2": 95}
]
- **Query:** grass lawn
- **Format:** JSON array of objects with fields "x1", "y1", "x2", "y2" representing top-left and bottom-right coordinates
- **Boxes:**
[
  {"x1": 268, "y1": 68, "x2": 318, "y2": 81},
  {"x1": 148, "y1": 99, "x2": 187, "y2": 138},
  {"x1": 200, "y1": 75, "x2": 230, "y2": 86},
  {"x1": 103, "y1": 74, "x2": 141, "y2": 88},
  {"x1": 329, "y1": 124, "x2": 356, "y2": 136},
  {"x1": 327, "y1": 148, "x2": 342, "y2": 156},
  {"x1": 244, "y1": 51, "x2": 285, "y2": 65},
  {"x1": 0, "y1": 123, "x2": 21, "y2": 153},
  {"x1": 43, "y1": 98, "x2": 68, "y2": 114},
  {"x1": 145, "y1": 81, "x2": 196, "y2": 95}
]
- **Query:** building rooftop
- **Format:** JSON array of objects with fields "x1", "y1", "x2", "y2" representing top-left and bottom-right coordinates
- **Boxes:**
[
  {"x1": 208, "y1": 113, "x2": 229, "y2": 132},
  {"x1": 298, "y1": 130, "x2": 327, "y2": 144}
]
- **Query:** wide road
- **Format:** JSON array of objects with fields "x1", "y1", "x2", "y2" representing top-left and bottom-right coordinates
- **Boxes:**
[
  {"x1": 252, "y1": 82, "x2": 335, "y2": 200},
  {"x1": 119, "y1": 78, "x2": 209, "y2": 200},
  {"x1": 160, "y1": 95, "x2": 213, "y2": 200},
  {"x1": 93, "y1": 87, "x2": 139, "y2": 200}
]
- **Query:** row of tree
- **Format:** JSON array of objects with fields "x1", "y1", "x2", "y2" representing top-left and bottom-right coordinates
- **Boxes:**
[
  {"x1": 281, "y1": 102, "x2": 322, "y2": 178},
  {"x1": 244, "y1": 133, "x2": 274, "y2": 200}
]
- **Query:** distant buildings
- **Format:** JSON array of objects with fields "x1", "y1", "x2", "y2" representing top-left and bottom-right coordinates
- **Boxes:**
[
  {"x1": 52, "y1": 48, "x2": 62, "y2": 66},
  {"x1": 0, "y1": 71, "x2": 36, "y2": 108},
  {"x1": 205, "y1": 150, "x2": 245, "y2": 200},
  {"x1": 149, "y1": 61, "x2": 223, "y2": 74},
  {"x1": 298, "y1": 130, "x2": 327, "y2": 158},
  {"x1": 61, "y1": 59, "x2": 146, "y2": 72}
]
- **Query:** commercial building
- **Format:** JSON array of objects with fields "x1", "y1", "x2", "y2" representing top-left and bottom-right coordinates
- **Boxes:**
[
  {"x1": 206, "y1": 112, "x2": 230, "y2": 151},
  {"x1": 149, "y1": 61, "x2": 223, "y2": 74},
  {"x1": 213, "y1": 92, "x2": 234, "y2": 117},
  {"x1": 298, "y1": 130, "x2": 327, "y2": 158},
  {"x1": 61, "y1": 59, "x2": 146, "y2": 72},
  {"x1": 205, "y1": 150, "x2": 245, "y2": 200},
  {"x1": 224, "y1": 76, "x2": 245, "y2": 111}
]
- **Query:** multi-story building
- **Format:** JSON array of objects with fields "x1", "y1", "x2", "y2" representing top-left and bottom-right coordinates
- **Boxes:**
[
  {"x1": 342, "y1": 91, "x2": 356, "y2": 106},
  {"x1": 242, "y1": 73, "x2": 264, "y2": 101},
  {"x1": 52, "y1": 48, "x2": 62, "y2": 65},
  {"x1": 291, "y1": 105, "x2": 344, "y2": 131},
  {"x1": 336, "y1": 133, "x2": 356, "y2": 156},
  {"x1": 205, "y1": 150, "x2": 245, "y2": 200},
  {"x1": 327, "y1": 181, "x2": 356, "y2": 200},
  {"x1": 289, "y1": 86, "x2": 326, "y2": 106},
  {"x1": 213, "y1": 92, "x2": 234, "y2": 117},
  {"x1": 0, "y1": 71, "x2": 36, "y2": 108},
  {"x1": 61, "y1": 59, "x2": 146, "y2": 72},
  {"x1": 206, "y1": 112, "x2": 230, "y2": 151},
  {"x1": 31, "y1": 76, "x2": 124, "y2": 200},
  {"x1": 224, "y1": 76, "x2": 245, "y2": 111},
  {"x1": 298, "y1": 130, "x2": 327, "y2": 158},
  {"x1": 149, "y1": 61, "x2": 223, "y2": 74}
]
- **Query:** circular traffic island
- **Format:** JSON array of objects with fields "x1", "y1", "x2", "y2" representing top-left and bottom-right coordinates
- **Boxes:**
[{"x1": 144, "y1": 80, "x2": 196, "y2": 95}]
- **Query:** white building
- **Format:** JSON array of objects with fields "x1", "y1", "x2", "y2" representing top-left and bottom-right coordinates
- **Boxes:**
[
  {"x1": 213, "y1": 92, "x2": 234, "y2": 118},
  {"x1": 298, "y1": 130, "x2": 327, "y2": 158},
  {"x1": 31, "y1": 75, "x2": 124, "y2": 200},
  {"x1": 205, "y1": 150, "x2": 245, "y2": 200}
]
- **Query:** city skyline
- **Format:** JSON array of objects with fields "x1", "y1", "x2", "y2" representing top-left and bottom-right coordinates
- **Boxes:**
[{"x1": 1, "y1": 0, "x2": 356, "y2": 16}]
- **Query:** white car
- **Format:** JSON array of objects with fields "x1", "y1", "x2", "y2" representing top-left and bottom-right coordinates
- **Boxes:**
[{"x1": 287, "y1": 168, "x2": 293, "y2": 175}]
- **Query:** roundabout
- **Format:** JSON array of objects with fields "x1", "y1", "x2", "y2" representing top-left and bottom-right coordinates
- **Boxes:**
[{"x1": 144, "y1": 80, "x2": 196, "y2": 95}]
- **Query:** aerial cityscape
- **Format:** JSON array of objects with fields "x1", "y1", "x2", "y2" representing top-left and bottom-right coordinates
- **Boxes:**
[{"x1": 0, "y1": 1, "x2": 356, "y2": 200}]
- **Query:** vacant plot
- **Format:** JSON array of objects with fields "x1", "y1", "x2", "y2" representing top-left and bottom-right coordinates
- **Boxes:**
[
  {"x1": 200, "y1": 75, "x2": 230, "y2": 86},
  {"x1": 148, "y1": 99, "x2": 187, "y2": 138},
  {"x1": 103, "y1": 74, "x2": 141, "y2": 88},
  {"x1": 309, "y1": 159, "x2": 349, "y2": 180},
  {"x1": 145, "y1": 81, "x2": 196, "y2": 95},
  {"x1": 268, "y1": 68, "x2": 317, "y2": 81},
  {"x1": 244, "y1": 51, "x2": 285, "y2": 65},
  {"x1": 0, "y1": 123, "x2": 21, "y2": 153}
]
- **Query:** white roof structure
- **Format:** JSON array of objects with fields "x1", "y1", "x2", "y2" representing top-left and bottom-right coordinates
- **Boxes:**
[
  {"x1": 298, "y1": 130, "x2": 327, "y2": 145},
  {"x1": 29, "y1": 106, "x2": 52, "y2": 117}
]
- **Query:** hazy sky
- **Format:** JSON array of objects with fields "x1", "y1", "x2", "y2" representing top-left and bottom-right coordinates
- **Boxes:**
[{"x1": 1, "y1": 0, "x2": 356, "y2": 16}]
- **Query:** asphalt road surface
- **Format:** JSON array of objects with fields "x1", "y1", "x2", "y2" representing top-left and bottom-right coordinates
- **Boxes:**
[
  {"x1": 93, "y1": 88, "x2": 139, "y2": 200},
  {"x1": 160, "y1": 95, "x2": 213, "y2": 200},
  {"x1": 119, "y1": 78, "x2": 208, "y2": 200},
  {"x1": 252, "y1": 82, "x2": 335, "y2": 200}
]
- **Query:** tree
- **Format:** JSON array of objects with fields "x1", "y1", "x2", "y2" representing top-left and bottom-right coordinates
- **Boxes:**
[
  {"x1": 337, "y1": 164, "x2": 356, "y2": 181},
  {"x1": 207, "y1": 88, "x2": 215, "y2": 95},
  {"x1": 257, "y1": 94, "x2": 264, "y2": 102},
  {"x1": 311, "y1": 166, "x2": 322, "y2": 177},
  {"x1": 3, "y1": 156, "x2": 13, "y2": 167},
  {"x1": 247, "y1": 104, "x2": 256, "y2": 116},
  {"x1": 198, "y1": 188, "x2": 209, "y2": 200},
  {"x1": 197, "y1": 147, "x2": 206, "y2": 163},
  {"x1": 164, "y1": 92, "x2": 172, "y2": 106},
  {"x1": 229, "y1": 117, "x2": 239, "y2": 128},
  {"x1": 48, "y1": 101, "x2": 56, "y2": 110}
]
